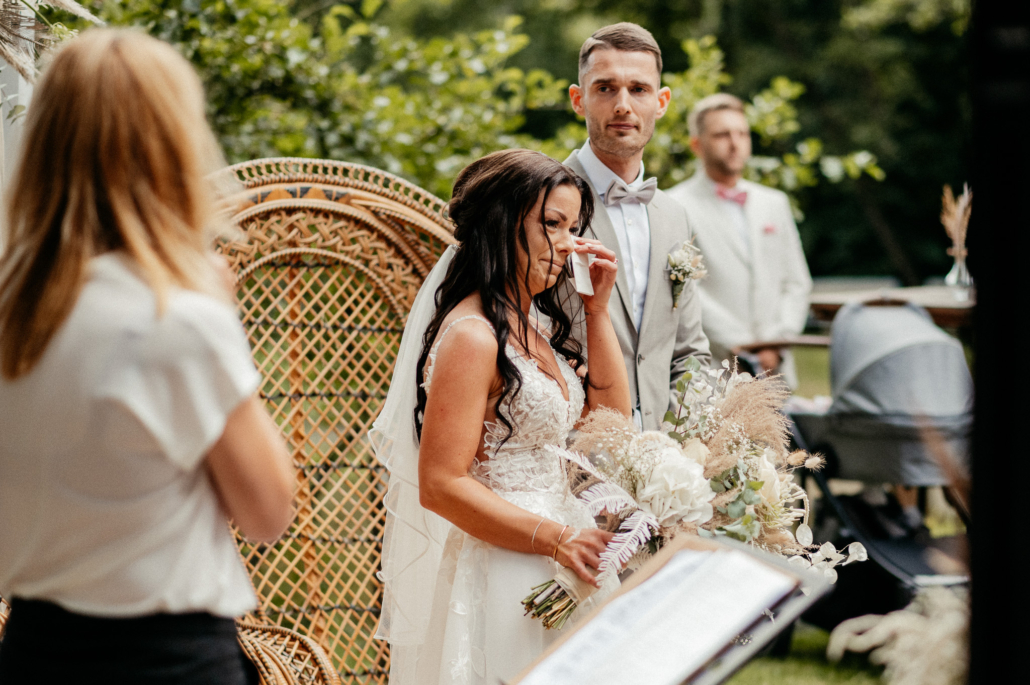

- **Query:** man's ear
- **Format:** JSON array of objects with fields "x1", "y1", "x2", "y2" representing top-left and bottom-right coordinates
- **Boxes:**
[
  {"x1": 569, "y1": 84, "x2": 585, "y2": 117},
  {"x1": 655, "y1": 86, "x2": 672, "y2": 119},
  {"x1": 689, "y1": 136, "x2": 703, "y2": 158}
]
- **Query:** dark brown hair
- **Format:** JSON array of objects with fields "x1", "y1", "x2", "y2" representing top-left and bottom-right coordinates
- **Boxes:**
[
  {"x1": 414, "y1": 149, "x2": 595, "y2": 445},
  {"x1": 578, "y1": 22, "x2": 662, "y2": 82}
]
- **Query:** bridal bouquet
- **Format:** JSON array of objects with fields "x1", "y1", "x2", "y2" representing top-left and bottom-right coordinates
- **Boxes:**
[{"x1": 522, "y1": 359, "x2": 866, "y2": 629}]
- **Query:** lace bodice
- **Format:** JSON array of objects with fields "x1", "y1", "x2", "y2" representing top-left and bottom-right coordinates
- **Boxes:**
[
  {"x1": 423, "y1": 315, "x2": 586, "y2": 503},
  {"x1": 408, "y1": 315, "x2": 615, "y2": 685}
]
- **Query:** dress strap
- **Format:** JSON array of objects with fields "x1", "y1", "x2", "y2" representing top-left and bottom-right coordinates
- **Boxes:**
[{"x1": 423, "y1": 315, "x2": 495, "y2": 389}]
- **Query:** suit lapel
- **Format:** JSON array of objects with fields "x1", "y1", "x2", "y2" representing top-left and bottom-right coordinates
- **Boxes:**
[
  {"x1": 742, "y1": 182, "x2": 763, "y2": 263},
  {"x1": 564, "y1": 152, "x2": 636, "y2": 327}
]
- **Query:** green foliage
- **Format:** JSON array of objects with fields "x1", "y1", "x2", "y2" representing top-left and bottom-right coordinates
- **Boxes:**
[
  {"x1": 709, "y1": 462, "x2": 764, "y2": 543},
  {"x1": 94, "y1": 2, "x2": 574, "y2": 197},
  {"x1": 86, "y1": 1, "x2": 880, "y2": 205},
  {"x1": 99, "y1": 0, "x2": 324, "y2": 159},
  {"x1": 843, "y1": 0, "x2": 970, "y2": 35},
  {"x1": 648, "y1": 36, "x2": 883, "y2": 219},
  {"x1": 315, "y1": 14, "x2": 570, "y2": 196},
  {"x1": 377, "y1": 0, "x2": 969, "y2": 282}
]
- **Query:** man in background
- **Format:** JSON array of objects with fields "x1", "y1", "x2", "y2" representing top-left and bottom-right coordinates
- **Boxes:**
[
  {"x1": 561, "y1": 22, "x2": 711, "y2": 430},
  {"x1": 666, "y1": 93, "x2": 812, "y2": 386}
]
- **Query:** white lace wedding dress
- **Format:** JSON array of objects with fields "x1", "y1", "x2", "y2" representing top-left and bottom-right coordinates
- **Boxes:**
[{"x1": 398, "y1": 314, "x2": 619, "y2": 685}]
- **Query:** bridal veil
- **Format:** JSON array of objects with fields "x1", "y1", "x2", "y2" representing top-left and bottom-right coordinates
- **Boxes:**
[{"x1": 368, "y1": 244, "x2": 457, "y2": 647}]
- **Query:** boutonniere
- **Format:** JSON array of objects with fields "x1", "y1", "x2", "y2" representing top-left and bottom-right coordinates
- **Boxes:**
[{"x1": 666, "y1": 240, "x2": 707, "y2": 309}]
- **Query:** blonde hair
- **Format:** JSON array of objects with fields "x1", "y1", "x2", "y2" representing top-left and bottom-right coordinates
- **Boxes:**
[
  {"x1": 0, "y1": 28, "x2": 234, "y2": 379},
  {"x1": 688, "y1": 93, "x2": 746, "y2": 138}
]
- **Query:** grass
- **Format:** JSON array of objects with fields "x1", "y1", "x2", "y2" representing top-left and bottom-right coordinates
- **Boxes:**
[
  {"x1": 728, "y1": 622, "x2": 881, "y2": 685},
  {"x1": 793, "y1": 346, "x2": 831, "y2": 399}
]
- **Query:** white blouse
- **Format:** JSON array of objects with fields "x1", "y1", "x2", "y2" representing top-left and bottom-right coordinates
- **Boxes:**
[{"x1": 0, "y1": 253, "x2": 261, "y2": 618}]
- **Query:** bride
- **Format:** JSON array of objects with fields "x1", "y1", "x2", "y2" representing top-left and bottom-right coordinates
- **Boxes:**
[{"x1": 370, "y1": 149, "x2": 631, "y2": 685}]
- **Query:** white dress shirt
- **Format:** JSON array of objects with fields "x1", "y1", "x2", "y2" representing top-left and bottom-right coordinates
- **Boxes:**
[
  {"x1": 716, "y1": 183, "x2": 751, "y2": 253},
  {"x1": 576, "y1": 141, "x2": 651, "y2": 330}
]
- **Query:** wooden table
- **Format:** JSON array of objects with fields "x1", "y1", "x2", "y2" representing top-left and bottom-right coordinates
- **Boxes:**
[{"x1": 809, "y1": 285, "x2": 975, "y2": 329}]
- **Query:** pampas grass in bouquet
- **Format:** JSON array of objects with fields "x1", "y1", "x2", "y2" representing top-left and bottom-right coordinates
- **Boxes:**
[{"x1": 522, "y1": 359, "x2": 867, "y2": 629}]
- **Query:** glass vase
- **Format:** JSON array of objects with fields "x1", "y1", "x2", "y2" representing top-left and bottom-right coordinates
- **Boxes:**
[{"x1": 944, "y1": 253, "x2": 973, "y2": 301}]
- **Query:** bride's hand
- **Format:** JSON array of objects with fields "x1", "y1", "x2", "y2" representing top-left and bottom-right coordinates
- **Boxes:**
[
  {"x1": 555, "y1": 528, "x2": 615, "y2": 588},
  {"x1": 573, "y1": 238, "x2": 618, "y2": 316}
]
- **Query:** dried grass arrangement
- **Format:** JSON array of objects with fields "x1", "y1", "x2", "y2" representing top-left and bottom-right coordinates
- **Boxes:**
[
  {"x1": 940, "y1": 183, "x2": 972, "y2": 260},
  {"x1": 522, "y1": 360, "x2": 866, "y2": 629},
  {"x1": 940, "y1": 183, "x2": 973, "y2": 288},
  {"x1": 828, "y1": 587, "x2": 968, "y2": 685},
  {"x1": 0, "y1": 1, "x2": 103, "y2": 81}
]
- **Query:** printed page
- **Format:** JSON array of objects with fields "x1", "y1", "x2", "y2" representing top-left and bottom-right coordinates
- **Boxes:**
[{"x1": 519, "y1": 549, "x2": 796, "y2": 685}]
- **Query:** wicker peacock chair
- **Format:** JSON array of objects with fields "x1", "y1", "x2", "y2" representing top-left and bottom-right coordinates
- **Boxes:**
[
  {"x1": 0, "y1": 159, "x2": 451, "y2": 683},
  {"x1": 219, "y1": 158, "x2": 454, "y2": 684}
]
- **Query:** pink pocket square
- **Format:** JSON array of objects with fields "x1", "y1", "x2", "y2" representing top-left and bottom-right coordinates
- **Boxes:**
[{"x1": 763, "y1": 224, "x2": 777, "y2": 235}]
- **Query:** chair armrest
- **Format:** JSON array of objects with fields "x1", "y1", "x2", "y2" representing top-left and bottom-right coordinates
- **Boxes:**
[{"x1": 237, "y1": 619, "x2": 342, "y2": 685}]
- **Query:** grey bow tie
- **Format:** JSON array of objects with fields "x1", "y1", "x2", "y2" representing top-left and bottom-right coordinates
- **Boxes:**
[{"x1": 604, "y1": 177, "x2": 657, "y2": 206}]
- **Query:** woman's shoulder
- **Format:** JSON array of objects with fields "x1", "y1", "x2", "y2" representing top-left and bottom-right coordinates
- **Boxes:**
[
  {"x1": 435, "y1": 304, "x2": 498, "y2": 356},
  {"x1": 85, "y1": 253, "x2": 242, "y2": 344}
]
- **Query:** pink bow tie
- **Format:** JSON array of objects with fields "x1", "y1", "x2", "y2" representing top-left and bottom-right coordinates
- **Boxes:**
[{"x1": 716, "y1": 186, "x2": 747, "y2": 206}]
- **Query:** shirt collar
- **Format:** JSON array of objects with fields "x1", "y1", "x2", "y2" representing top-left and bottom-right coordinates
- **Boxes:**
[
  {"x1": 578, "y1": 140, "x2": 646, "y2": 198},
  {"x1": 698, "y1": 170, "x2": 744, "y2": 195}
]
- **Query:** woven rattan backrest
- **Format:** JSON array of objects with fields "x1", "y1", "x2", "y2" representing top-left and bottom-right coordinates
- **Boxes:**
[{"x1": 218, "y1": 158, "x2": 454, "y2": 684}]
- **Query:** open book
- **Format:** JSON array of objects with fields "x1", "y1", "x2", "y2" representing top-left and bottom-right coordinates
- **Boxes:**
[{"x1": 512, "y1": 537, "x2": 829, "y2": 685}]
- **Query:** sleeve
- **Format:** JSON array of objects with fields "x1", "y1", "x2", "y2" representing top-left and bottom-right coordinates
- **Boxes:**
[
  {"x1": 102, "y1": 293, "x2": 262, "y2": 471},
  {"x1": 774, "y1": 192, "x2": 814, "y2": 339}
]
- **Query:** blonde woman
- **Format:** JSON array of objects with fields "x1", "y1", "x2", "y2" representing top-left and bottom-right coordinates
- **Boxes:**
[{"x1": 0, "y1": 30, "x2": 294, "y2": 684}]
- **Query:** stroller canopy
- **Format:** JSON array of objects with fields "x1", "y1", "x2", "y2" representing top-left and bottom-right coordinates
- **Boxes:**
[
  {"x1": 829, "y1": 302, "x2": 973, "y2": 427},
  {"x1": 785, "y1": 301, "x2": 977, "y2": 485}
]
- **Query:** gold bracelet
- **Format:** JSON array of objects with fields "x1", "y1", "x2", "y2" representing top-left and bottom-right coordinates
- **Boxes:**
[
  {"x1": 552, "y1": 525, "x2": 569, "y2": 561},
  {"x1": 530, "y1": 517, "x2": 546, "y2": 554}
]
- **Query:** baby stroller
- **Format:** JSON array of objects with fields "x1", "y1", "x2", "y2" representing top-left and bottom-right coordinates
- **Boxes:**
[{"x1": 787, "y1": 301, "x2": 972, "y2": 630}]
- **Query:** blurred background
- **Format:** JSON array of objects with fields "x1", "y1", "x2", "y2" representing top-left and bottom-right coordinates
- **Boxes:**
[
  {"x1": 24, "y1": 0, "x2": 971, "y2": 288},
  {"x1": 2, "y1": 2, "x2": 976, "y2": 683}
]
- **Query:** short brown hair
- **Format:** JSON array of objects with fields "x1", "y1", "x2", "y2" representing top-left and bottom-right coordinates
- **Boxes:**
[
  {"x1": 578, "y1": 23, "x2": 662, "y2": 82},
  {"x1": 689, "y1": 93, "x2": 746, "y2": 137}
]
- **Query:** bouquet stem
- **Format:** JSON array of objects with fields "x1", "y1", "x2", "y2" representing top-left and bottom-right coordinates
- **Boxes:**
[
  {"x1": 522, "y1": 580, "x2": 577, "y2": 630},
  {"x1": 521, "y1": 568, "x2": 599, "y2": 630}
]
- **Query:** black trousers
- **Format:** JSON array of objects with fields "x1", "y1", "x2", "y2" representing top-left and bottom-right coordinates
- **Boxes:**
[{"x1": 0, "y1": 598, "x2": 258, "y2": 685}]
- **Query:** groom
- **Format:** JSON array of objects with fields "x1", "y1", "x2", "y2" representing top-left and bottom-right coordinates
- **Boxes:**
[{"x1": 562, "y1": 22, "x2": 711, "y2": 431}]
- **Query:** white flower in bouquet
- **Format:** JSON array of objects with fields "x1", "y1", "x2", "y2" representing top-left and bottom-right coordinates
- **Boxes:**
[
  {"x1": 680, "y1": 437, "x2": 710, "y2": 468},
  {"x1": 523, "y1": 360, "x2": 867, "y2": 630},
  {"x1": 754, "y1": 448, "x2": 784, "y2": 504},
  {"x1": 635, "y1": 446, "x2": 714, "y2": 527}
]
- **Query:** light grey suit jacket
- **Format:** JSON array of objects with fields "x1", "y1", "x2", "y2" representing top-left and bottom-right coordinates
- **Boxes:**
[
  {"x1": 561, "y1": 150, "x2": 712, "y2": 431},
  {"x1": 665, "y1": 174, "x2": 812, "y2": 386}
]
